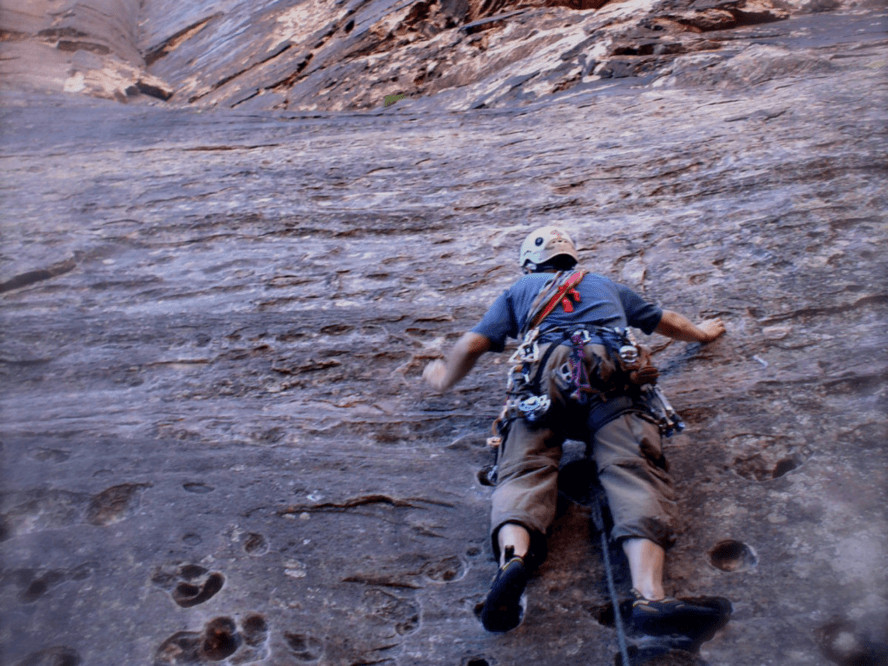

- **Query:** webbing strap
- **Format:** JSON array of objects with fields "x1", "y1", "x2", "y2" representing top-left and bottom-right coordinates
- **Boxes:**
[
  {"x1": 525, "y1": 270, "x2": 587, "y2": 333},
  {"x1": 587, "y1": 396, "x2": 636, "y2": 431}
]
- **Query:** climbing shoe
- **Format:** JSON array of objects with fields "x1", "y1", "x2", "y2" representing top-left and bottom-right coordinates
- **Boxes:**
[
  {"x1": 480, "y1": 551, "x2": 528, "y2": 632},
  {"x1": 630, "y1": 589, "x2": 722, "y2": 636}
]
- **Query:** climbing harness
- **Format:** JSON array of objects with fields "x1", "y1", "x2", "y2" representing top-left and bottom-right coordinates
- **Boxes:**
[
  {"x1": 486, "y1": 270, "x2": 685, "y2": 473},
  {"x1": 487, "y1": 271, "x2": 585, "y2": 450},
  {"x1": 579, "y1": 325, "x2": 686, "y2": 436}
]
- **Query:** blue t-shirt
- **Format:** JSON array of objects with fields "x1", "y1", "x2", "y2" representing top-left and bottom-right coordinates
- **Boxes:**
[{"x1": 471, "y1": 272, "x2": 663, "y2": 352}]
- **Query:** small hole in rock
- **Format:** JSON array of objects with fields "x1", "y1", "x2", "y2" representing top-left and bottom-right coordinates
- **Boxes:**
[
  {"x1": 173, "y1": 582, "x2": 200, "y2": 599},
  {"x1": 772, "y1": 456, "x2": 799, "y2": 478},
  {"x1": 243, "y1": 614, "x2": 268, "y2": 633},
  {"x1": 22, "y1": 579, "x2": 48, "y2": 602},
  {"x1": 243, "y1": 614, "x2": 269, "y2": 646},
  {"x1": 465, "y1": 658, "x2": 490, "y2": 666},
  {"x1": 179, "y1": 564, "x2": 207, "y2": 579},
  {"x1": 243, "y1": 532, "x2": 268, "y2": 554},
  {"x1": 203, "y1": 573, "x2": 225, "y2": 594},
  {"x1": 156, "y1": 632, "x2": 201, "y2": 663},
  {"x1": 183, "y1": 482, "x2": 214, "y2": 493},
  {"x1": 588, "y1": 602, "x2": 616, "y2": 627},
  {"x1": 172, "y1": 572, "x2": 225, "y2": 607},
  {"x1": 285, "y1": 633, "x2": 323, "y2": 660},
  {"x1": 709, "y1": 539, "x2": 757, "y2": 572},
  {"x1": 202, "y1": 617, "x2": 239, "y2": 660},
  {"x1": 183, "y1": 533, "x2": 202, "y2": 545}
]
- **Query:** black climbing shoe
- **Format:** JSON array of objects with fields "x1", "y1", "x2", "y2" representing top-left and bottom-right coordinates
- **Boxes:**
[
  {"x1": 480, "y1": 553, "x2": 528, "y2": 632},
  {"x1": 630, "y1": 589, "x2": 722, "y2": 636}
]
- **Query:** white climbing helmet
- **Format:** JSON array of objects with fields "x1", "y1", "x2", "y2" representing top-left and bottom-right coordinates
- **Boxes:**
[{"x1": 518, "y1": 226, "x2": 578, "y2": 272}]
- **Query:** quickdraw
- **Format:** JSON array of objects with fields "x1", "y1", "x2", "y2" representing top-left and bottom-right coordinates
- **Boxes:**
[
  {"x1": 639, "y1": 384, "x2": 686, "y2": 437},
  {"x1": 564, "y1": 329, "x2": 596, "y2": 404},
  {"x1": 488, "y1": 329, "x2": 550, "y2": 448}
]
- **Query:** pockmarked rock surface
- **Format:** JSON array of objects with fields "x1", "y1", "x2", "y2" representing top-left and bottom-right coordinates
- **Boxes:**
[{"x1": 1, "y1": 2, "x2": 887, "y2": 666}]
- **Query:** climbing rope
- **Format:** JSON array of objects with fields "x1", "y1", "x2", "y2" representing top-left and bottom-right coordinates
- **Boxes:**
[{"x1": 591, "y1": 490, "x2": 632, "y2": 666}]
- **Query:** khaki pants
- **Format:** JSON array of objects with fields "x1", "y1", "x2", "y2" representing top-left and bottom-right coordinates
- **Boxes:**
[{"x1": 490, "y1": 344, "x2": 677, "y2": 565}]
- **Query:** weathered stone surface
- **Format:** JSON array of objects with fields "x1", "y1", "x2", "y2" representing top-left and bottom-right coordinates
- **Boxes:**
[
  {"x1": 1, "y1": 0, "x2": 872, "y2": 110},
  {"x1": 1, "y1": 2, "x2": 887, "y2": 666}
]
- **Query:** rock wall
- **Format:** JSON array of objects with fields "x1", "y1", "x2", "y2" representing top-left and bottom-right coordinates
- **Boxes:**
[
  {"x1": 1, "y1": 2, "x2": 887, "y2": 666},
  {"x1": 0, "y1": 0, "x2": 873, "y2": 109},
  {"x1": 0, "y1": 0, "x2": 171, "y2": 99}
]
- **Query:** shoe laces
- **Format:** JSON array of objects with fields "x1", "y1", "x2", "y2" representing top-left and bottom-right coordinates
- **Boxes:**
[{"x1": 630, "y1": 588, "x2": 674, "y2": 609}]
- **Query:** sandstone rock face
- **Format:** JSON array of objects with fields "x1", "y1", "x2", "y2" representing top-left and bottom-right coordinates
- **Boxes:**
[
  {"x1": 1, "y1": 2, "x2": 887, "y2": 666},
  {"x1": 0, "y1": 0, "x2": 871, "y2": 109}
]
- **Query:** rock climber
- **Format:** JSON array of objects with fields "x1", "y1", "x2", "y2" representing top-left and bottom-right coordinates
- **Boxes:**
[{"x1": 423, "y1": 226, "x2": 726, "y2": 634}]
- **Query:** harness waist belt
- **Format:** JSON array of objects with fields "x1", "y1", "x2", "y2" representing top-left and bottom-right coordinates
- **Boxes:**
[{"x1": 587, "y1": 395, "x2": 636, "y2": 431}]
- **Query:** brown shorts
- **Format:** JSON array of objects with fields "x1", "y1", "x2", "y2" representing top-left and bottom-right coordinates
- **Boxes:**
[{"x1": 489, "y1": 344, "x2": 677, "y2": 564}]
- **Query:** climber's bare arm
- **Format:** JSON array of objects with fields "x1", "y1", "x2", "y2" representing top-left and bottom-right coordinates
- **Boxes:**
[
  {"x1": 655, "y1": 310, "x2": 725, "y2": 343},
  {"x1": 423, "y1": 332, "x2": 492, "y2": 393}
]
